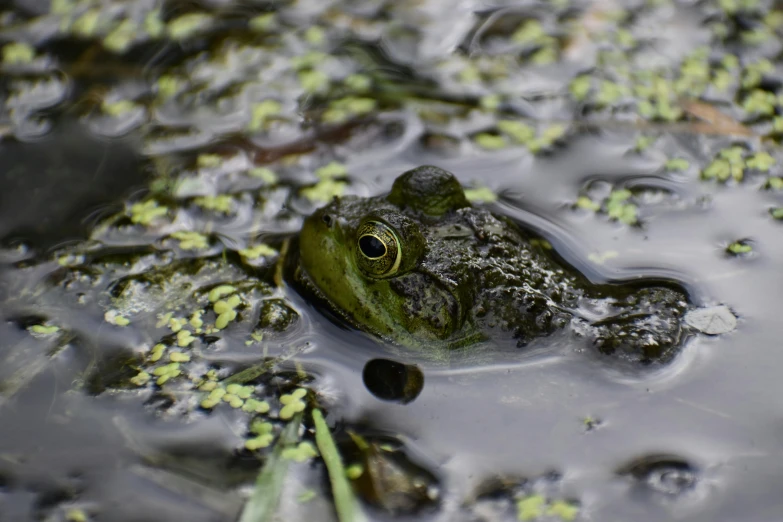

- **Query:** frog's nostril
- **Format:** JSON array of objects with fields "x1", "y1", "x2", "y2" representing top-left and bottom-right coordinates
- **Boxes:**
[{"x1": 321, "y1": 214, "x2": 332, "y2": 227}]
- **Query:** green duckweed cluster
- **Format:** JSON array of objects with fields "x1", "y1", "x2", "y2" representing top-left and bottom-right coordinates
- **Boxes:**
[
  {"x1": 516, "y1": 494, "x2": 580, "y2": 522},
  {"x1": 702, "y1": 147, "x2": 776, "y2": 183},
  {"x1": 576, "y1": 188, "x2": 639, "y2": 226}
]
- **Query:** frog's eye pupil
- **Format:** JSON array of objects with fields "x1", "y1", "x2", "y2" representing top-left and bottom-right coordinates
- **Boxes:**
[
  {"x1": 355, "y1": 220, "x2": 402, "y2": 278},
  {"x1": 359, "y1": 235, "x2": 386, "y2": 258}
]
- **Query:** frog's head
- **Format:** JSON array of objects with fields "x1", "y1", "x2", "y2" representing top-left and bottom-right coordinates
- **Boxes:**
[{"x1": 296, "y1": 165, "x2": 477, "y2": 348}]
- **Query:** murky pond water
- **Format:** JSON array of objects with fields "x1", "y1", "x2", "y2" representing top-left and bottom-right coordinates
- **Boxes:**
[{"x1": 2, "y1": 0, "x2": 783, "y2": 521}]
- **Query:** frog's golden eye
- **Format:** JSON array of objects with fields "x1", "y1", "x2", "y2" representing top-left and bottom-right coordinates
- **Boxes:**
[{"x1": 356, "y1": 220, "x2": 402, "y2": 278}]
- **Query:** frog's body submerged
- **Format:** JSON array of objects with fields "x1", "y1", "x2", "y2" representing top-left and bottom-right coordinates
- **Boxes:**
[{"x1": 294, "y1": 166, "x2": 688, "y2": 363}]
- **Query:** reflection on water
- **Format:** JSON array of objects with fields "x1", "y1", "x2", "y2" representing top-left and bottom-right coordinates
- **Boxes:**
[{"x1": 362, "y1": 358, "x2": 424, "y2": 404}]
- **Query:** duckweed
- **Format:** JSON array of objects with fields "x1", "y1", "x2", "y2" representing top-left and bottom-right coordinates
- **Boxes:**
[
  {"x1": 176, "y1": 329, "x2": 195, "y2": 347},
  {"x1": 727, "y1": 241, "x2": 752, "y2": 255},
  {"x1": 547, "y1": 500, "x2": 579, "y2": 521},
  {"x1": 606, "y1": 190, "x2": 638, "y2": 225},
  {"x1": 665, "y1": 158, "x2": 690, "y2": 171},
  {"x1": 315, "y1": 162, "x2": 348, "y2": 179},
  {"x1": 766, "y1": 177, "x2": 783, "y2": 190},
  {"x1": 345, "y1": 464, "x2": 364, "y2": 479},
  {"x1": 299, "y1": 70, "x2": 329, "y2": 93},
  {"x1": 189, "y1": 310, "x2": 204, "y2": 329},
  {"x1": 634, "y1": 135, "x2": 656, "y2": 152},
  {"x1": 515, "y1": 495, "x2": 578, "y2": 521},
  {"x1": 208, "y1": 285, "x2": 236, "y2": 303},
  {"x1": 29, "y1": 324, "x2": 60, "y2": 335},
  {"x1": 199, "y1": 381, "x2": 218, "y2": 392},
  {"x1": 201, "y1": 387, "x2": 229, "y2": 409},
  {"x1": 511, "y1": 20, "x2": 546, "y2": 44},
  {"x1": 155, "y1": 75, "x2": 183, "y2": 98},
  {"x1": 2, "y1": 42, "x2": 35, "y2": 64},
  {"x1": 57, "y1": 254, "x2": 85, "y2": 267},
  {"x1": 248, "y1": 100, "x2": 282, "y2": 131},
  {"x1": 222, "y1": 393, "x2": 244, "y2": 409},
  {"x1": 464, "y1": 186, "x2": 498, "y2": 203},
  {"x1": 72, "y1": 9, "x2": 101, "y2": 37},
  {"x1": 194, "y1": 195, "x2": 234, "y2": 214},
  {"x1": 214, "y1": 295, "x2": 241, "y2": 314},
  {"x1": 130, "y1": 371, "x2": 151, "y2": 386},
  {"x1": 497, "y1": 121, "x2": 535, "y2": 144},
  {"x1": 516, "y1": 494, "x2": 546, "y2": 521},
  {"x1": 152, "y1": 362, "x2": 181, "y2": 385},
  {"x1": 249, "y1": 14, "x2": 275, "y2": 32},
  {"x1": 130, "y1": 200, "x2": 167, "y2": 225},
  {"x1": 226, "y1": 384, "x2": 253, "y2": 399},
  {"x1": 243, "y1": 398, "x2": 271, "y2": 414},
  {"x1": 248, "y1": 167, "x2": 278, "y2": 184},
  {"x1": 596, "y1": 81, "x2": 628, "y2": 106},
  {"x1": 239, "y1": 244, "x2": 277, "y2": 260},
  {"x1": 167, "y1": 13, "x2": 212, "y2": 40},
  {"x1": 702, "y1": 159, "x2": 742, "y2": 182},
  {"x1": 245, "y1": 434, "x2": 274, "y2": 450},
  {"x1": 213, "y1": 293, "x2": 241, "y2": 331},
  {"x1": 301, "y1": 179, "x2": 346, "y2": 203},
  {"x1": 323, "y1": 97, "x2": 377, "y2": 123},
  {"x1": 304, "y1": 26, "x2": 325, "y2": 45},
  {"x1": 149, "y1": 343, "x2": 165, "y2": 362},
  {"x1": 569, "y1": 76, "x2": 591, "y2": 101},
  {"x1": 104, "y1": 311, "x2": 130, "y2": 326},
  {"x1": 168, "y1": 317, "x2": 188, "y2": 333},
  {"x1": 474, "y1": 133, "x2": 508, "y2": 150},
  {"x1": 102, "y1": 99, "x2": 138, "y2": 117},
  {"x1": 169, "y1": 351, "x2": 190, "y2": 363},
  {"x1": 344, "y1": 74, "x2": 371, "y2": 92},
  {"x1": 479, "y1": 94, "x2": 501, "y2": 110},
  {"x1": 170, "y1": 231, "x2": 209, "y2": 250},
  {"x1": 197, "y1": 154, "x2": 222, "y2": 168},
  {"x1": 251, "y1": 420, "x2": 274, "y2": 435},
  {"x1": 245, "y1": 419, "x2": 275, "y2": 451},
  {"x1": 103, "y1": 19, "x2": 137, "y2": 53},
  {"x1": 742, "y1": 89, "x2": 777, "y2": 116},
  {"x1": 279, "y1": 388, "x2": 307, "y2": 420},
  {"x1": 143, "y1": 9, "x2": 165, "y2": 37},
  {"x1": 282, "y1": 441, "x2": 318, "y2": 462},
  {"x1": 215, "y1": 310, "x2": 237, "y2": 330},
  {"x1": 746, "y1": 152, "x2": 775, "y2": 172},
  {"x1": 576, "y1": 196, "x2": 600, "y2": 212},
  {"x1": 527, "y1": 125, "x2": 566, "y2": 153},
  {"x1": 66, "y1": 508, "x2": 89, "y2": 522}
]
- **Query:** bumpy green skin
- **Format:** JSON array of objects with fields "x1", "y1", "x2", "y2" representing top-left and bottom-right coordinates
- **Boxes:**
[{"x1": 295, "y1": 166, "x2": 688, "y2": 363}]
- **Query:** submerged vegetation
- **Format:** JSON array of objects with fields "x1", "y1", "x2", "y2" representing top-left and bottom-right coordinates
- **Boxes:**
[{"x1": 0, "y1": 0, "x2": 780, "y2": 520}]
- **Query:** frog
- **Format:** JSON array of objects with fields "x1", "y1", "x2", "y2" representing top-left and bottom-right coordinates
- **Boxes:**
[{"x1": 293, "y1": 165, "x2": 689, "y2": 363}]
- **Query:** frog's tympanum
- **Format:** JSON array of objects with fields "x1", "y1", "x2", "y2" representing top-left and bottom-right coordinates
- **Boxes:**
[{"x1": 294, "y1": 165, "x2": 688, "y2": 363}]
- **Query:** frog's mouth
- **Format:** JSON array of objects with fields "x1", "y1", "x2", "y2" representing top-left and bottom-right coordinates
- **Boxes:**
[{"x1": 286, "y1": 239, "x2": 355, "y2": 331}]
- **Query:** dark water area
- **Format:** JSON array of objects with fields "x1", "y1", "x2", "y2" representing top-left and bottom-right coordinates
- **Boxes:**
[
  {"x1": 1, "y1": 0, "x2": 783, "y2": 521},
  {"x1": 0, "y1": 121, "x2": 145, "y2": 249}
]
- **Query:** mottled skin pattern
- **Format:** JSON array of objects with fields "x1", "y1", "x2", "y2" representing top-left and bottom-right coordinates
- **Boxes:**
[{"x1": 294, "y1": 166, "x2": 688, "y2": 363}]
